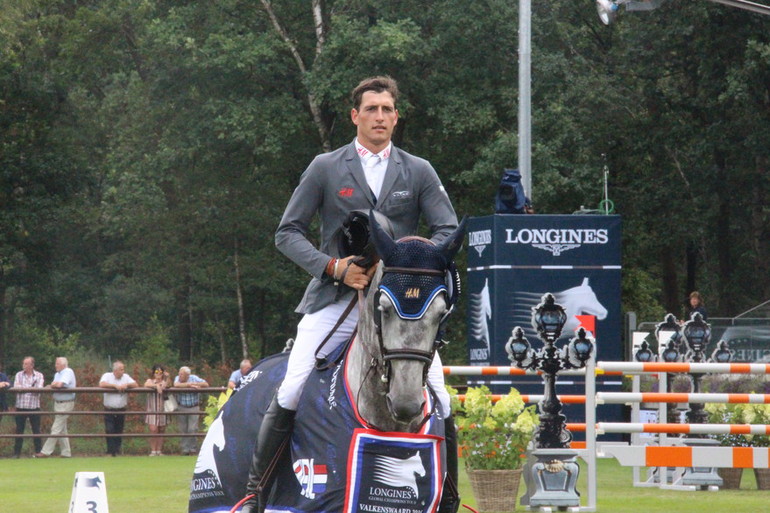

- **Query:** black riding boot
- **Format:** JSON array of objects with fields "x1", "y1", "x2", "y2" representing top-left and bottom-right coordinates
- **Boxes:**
[
  {"x1": 240, "y1": 396, "x2": 296, "y2": 513},
  {"x1": 438, "y1": 415, "x2": 460, "y2": 513}
]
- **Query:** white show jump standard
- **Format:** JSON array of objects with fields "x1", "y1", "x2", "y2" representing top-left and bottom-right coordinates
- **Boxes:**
[
  {"x1": 597, "y1": 361, "x2": 770, "y2": 374},
  {"x1": 596, "y1": 392, "x2": 770, "y2": 404}
]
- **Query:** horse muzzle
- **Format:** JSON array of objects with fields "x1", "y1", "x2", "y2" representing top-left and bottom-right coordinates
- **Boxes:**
[{"x1": 385, "y1": 394, "x2": 425, "y2": 424}]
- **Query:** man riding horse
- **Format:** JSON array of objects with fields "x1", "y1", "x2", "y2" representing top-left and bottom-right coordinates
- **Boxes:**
[{"x1": 239, "y1": 76, "x2": 459, "y2": 513}]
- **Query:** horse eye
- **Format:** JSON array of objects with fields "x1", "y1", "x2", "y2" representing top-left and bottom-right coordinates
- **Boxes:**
[{"x1": 378, "y1": 296, "x2": 394, "y2": 317}]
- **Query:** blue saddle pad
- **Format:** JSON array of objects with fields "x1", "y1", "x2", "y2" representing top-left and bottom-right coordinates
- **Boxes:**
[{"x1": 188, "y1": 344, "x2": 447, "y2": 513}]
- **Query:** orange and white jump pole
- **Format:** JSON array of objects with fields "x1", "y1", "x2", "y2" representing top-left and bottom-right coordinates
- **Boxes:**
[{"x1": 597, "y1": 392, "x2": 770, "y2": 404}]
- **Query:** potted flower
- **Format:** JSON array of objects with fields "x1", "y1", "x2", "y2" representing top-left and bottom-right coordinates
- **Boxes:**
[
  {"x1": 449, "y1": 385, "x2": 538, "y2": 512},
  {"x1": 706, "y1": 403, "x2": 750, "y2": 489}
]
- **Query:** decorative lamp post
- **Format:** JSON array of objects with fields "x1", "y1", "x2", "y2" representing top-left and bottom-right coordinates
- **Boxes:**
[
  {"x1": 655, "y1": 313, "x2": 682, "y2": 352},
  {"x1": 655, "y1": 314, "x2": 682, "y2": 423},
  {"x1": 682, "y1": 312, "x2": 711, "y2": 426},
  {"x1": 678, "y1": 311, "x2": 723, "y2": 489},
  {"x1": 711, "y1": 340, "x2": 733, "y2": 364},
  {"x1": 505, "y1": 293, "x2": 595, "y2": 508},
  {"x1": 634, "y1": 340, "x2": 655, "y2": 363}
]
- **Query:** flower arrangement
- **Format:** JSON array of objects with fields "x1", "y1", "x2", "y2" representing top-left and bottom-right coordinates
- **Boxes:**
[
  {"x1": 743, "y1": 403, "x2": 770, "y2": 447},
  {"x1": 705, "y1": 401, "x2": 770, "y2": 447},
  {"x1": 448, "y1": 385, "x2": 539, "y2": 470},
  {"x1": 705, "y1": 403, "x2": 751, "y2": 447}
]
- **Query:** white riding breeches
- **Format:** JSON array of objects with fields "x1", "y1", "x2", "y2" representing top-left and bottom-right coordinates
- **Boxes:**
[{"x1": 276, "y1": 299, "x2": 451, "y2": 418}]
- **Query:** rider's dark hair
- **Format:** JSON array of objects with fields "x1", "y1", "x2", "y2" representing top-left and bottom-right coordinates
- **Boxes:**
[{"x1": 351, "y1": 76, "x2": 399, "y2": 110}]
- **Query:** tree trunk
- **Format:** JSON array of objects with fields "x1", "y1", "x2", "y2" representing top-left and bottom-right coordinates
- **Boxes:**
[
  {"x1": 751, "y1": 156, "x2": 769, "y2": 301},
  {"x1": 661, "y1": 245, "x2": 680, "y2": 317},
  {"x1": 0, "y1": 285, "x2": 6, "y2": 368},
  {"x1": 176, "y1": 277, "x2": 193, "y2": 361},
  {"x1": 259, "y1": 290, "x2": 268, "y2": 359},
  {"x1": 714, "y1": 152, "x2": 733, "y2": 313},
  {"x1": 685, "y1": 241, "x2": 697, "y2": 299},
  {"x1": 260, "y1": 0, "x2": 331, "y2": 151},
  {"x1": 233, "y1": 238, "x2": 249, "y2": 359},
  {"x1": 214, "y1": 315, "x2": 227, "y2": 365}
]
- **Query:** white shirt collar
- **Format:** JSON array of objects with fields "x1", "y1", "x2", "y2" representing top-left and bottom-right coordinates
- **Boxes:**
[{"x1": 354, "y1": 139, "x2": 392, "y2": 162}]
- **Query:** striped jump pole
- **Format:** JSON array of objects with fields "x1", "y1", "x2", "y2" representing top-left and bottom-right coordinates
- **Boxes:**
[
  {"x1": 597, "y1": 392, "x2": 770, "y2": 404},
  {"x1": 442, "y1": 365, "x2": 587, "y2": 376},
  {"x1": 457, "y1": 394, "x2": 587, "y2": 404},
  {"x1": 602, "y1": 445, "x2": 770, "y2": 469},
  {"x1": 596, "y1": 422, "x2": 770, "y2": 436},
  {"x1": 597, "y1": 361, "x2": 770, "y2": 374}
]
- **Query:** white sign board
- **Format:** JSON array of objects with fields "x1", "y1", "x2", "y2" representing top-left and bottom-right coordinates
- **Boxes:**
[
  {"x1": 657, "y1": 330, "x2": 677, "y2": 358},
  {"x1": 69, "y1": 472, "x2": 109, "y2": 513},
  {"x1": 631, "y1": 332, "x2": 649, "y2": 359}
]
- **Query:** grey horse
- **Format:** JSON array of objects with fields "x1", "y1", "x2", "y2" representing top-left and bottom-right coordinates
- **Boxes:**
[{"x1": 188, "y1": 216, "x2": 466, "y2": 513}]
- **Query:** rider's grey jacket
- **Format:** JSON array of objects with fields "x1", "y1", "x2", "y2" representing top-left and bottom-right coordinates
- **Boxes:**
[{"x1": 275, "y1": 140, "x2": 458, "y2": 315}]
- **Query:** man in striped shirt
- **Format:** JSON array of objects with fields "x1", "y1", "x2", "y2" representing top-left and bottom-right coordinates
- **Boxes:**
[{"x1": 13, "y1": 356, "x2": 44, "y2": 458}]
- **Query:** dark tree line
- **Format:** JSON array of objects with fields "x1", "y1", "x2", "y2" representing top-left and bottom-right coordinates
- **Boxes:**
[{"x1": 1, "y1": 0, "x2": 769, "y2": 370}]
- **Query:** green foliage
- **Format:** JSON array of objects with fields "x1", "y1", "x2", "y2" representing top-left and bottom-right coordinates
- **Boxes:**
[
  {"x1": 743, "y1": 403, "x2": 770, "y2": 448},
  {"x1": 451, "y1": 385, "x2": 538, "y2": 470},
  {"x1": 3, "y1": 321, "x2": 81, "y2": 373},
  {"x1": 705, "y1": 403, "x2": 751, "y2": 447},
  {"x1": 622, "y1": 268, "x2": 666, "y2": 323},
  {"x1": 2, "y1": 0, "x2": 770, "y2": 368},
  {"x1": 706, "y1": 400, "x2": 770, "y2": 448},
  {"x1": 202, "y1": 388, "x2": 232, "y2": 430},
  {"x1": 130, "y1": 316, "x2": 178, "y2": 368}
]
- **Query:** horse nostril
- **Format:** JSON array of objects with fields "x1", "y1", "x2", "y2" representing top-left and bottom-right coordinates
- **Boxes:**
[{"x1": 386, "y1": 395, "x2": 425, "y2": 422}]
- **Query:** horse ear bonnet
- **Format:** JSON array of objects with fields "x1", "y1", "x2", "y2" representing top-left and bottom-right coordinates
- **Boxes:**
[{"x1": 379, "y1": 240, "x2": 449, "y2": 319}]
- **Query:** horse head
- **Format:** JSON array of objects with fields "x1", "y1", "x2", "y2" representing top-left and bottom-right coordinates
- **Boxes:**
[
  {"x1": 354, "y1": 215, "x2": 465, "y2": 429},
  {"x1": 556, "y1": 277, "x2": 608, "y2": 334}
]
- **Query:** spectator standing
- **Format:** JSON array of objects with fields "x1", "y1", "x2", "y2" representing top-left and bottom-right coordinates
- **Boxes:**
[
  {"x1": 228, "y1": 359, "x2": 252, "y2": 390},
  {"x1": 37, "y1": 357, "x2": 77, "y2": 458},
  {"x1": 144, "y1": 364, "x2": 171, "y2": 456},
  {"x1": 13, "y1": 356, "x2": 45, "y2": 458},
  {"x1": 0, "y1": 366, "x2": 9, "y2": 427},
  {"x1": 173, "y1": 366, "x2": 209, "y2": 455},
  {"x1": 99, "y1": 361, "x2": 138, "y2": 456},
  {"x1": 685, "y1": 291, "x2": 708, "y2": 321}
]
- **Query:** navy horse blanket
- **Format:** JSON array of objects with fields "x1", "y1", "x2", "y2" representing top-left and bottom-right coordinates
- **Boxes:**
[{"x1": 188, "y1": 343, "x2": 447, "y2": 513}]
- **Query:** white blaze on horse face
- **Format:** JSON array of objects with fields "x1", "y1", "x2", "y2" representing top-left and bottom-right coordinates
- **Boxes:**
[{"x1": 378, "y1": 293, "x2": 447, "y2": 423}]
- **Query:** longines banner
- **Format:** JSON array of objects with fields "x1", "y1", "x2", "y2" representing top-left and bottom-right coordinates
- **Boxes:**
[{"x1": 466, "y1": 214, "x2": 623, "y2": 425}]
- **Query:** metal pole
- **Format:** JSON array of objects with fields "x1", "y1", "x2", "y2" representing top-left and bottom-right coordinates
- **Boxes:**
[{"x1": 518, "y1": 0, "x2": 532, "y2": 200}]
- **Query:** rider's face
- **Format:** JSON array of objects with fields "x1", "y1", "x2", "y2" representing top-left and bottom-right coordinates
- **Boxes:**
[{"x1": 351, "y1": 91, "x2": 398, "y2": 153}]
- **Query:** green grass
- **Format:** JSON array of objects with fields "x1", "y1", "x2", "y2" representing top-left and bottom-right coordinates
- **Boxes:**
[
  {"x1": 2, "y1": 456, "x2": 770, "y2": 512},
  {"x1": 1, "y1": 455, "x2": 194, "y2": 512}
]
